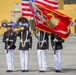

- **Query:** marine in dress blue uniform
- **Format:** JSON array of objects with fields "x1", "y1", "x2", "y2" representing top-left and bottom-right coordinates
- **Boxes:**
[
  {"x1": 17, "y1": 23, "x2": 32, "y2": 72},
  {"x1": 3, "y1": 23, "x2": 16, "y2": 72},
  {"x1": 51, "y1": 33, "x2": 64, "y2": 72},
  {"x1": 35, "y1": 30, "x2": 49, "y2": 72}
]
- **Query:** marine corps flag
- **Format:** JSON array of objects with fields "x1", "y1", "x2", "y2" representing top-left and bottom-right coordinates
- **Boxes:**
[{"x1": 30, "y1": 1, "x2": 72, "y2": 39}]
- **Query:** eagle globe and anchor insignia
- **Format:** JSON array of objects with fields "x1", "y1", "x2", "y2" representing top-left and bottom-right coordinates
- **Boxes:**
[{"x1": 47, "y1": 13, "x2": 60, "y2": 28}]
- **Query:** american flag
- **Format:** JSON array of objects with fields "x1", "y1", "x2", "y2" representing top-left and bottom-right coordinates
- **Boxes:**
[
  {"x1": 22, "y1": 0, "x2": 32, "y2": 17},
  {"x1": 21, "y1": 0, "x2": 58, "y2": 17}
]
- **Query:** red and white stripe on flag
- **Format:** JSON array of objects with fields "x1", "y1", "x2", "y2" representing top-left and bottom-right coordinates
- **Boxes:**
[
  {"x1": 22, "y1": 0, "x2": 33, "y2": 17},
  {"x1": 35, "y1": 0, "x2": 58, "y2": 10},
  {"x1": 21, "y1": 0, "x2": 58, "y2": 17}
]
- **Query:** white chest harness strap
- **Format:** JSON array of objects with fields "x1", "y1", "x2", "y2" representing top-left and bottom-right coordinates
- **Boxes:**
[
  {"x1": 21, "y1": 31, "x2": 29, "y2": 47},
  {"x1": 39, "y1": 31, "x2": 46, "y2": 47}
]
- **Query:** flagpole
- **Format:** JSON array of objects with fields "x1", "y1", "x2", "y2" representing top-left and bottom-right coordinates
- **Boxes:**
[
  {"x1": 29, "y1": 0, "x2": 37, "y2": 34},
  {"x1": 29, "y1": 0, "x2": 32, "y2": 32}
]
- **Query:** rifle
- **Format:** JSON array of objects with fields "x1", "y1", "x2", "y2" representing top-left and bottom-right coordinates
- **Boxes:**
[
  {"x1": 6, "y1": 38, "x2": 9, "y2": 54},
  {"x1": 53, "y1": 41, "x2": 56, "y2": 55},
  {"x1": 6, "y1": 32, "x2": 11, "y2": 53},
  {"x1": 53, "y1": 38, "x2": 58, "y2": 55}
]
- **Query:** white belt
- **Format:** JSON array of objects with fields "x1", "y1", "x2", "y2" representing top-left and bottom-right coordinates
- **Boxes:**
[
  {"x1": 9, "y1": 40, "x2": 13, "y2": 42},
  {"x1": 39, "y1": 40, "x2": 46, "y2": 43},
  {"x1": 20, "y1": 39, "x2": 29, "y2": 43}
]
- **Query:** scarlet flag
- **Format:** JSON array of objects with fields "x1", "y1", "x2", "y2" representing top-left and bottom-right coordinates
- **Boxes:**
[
  {"x1": 30, "y1": 2, "x2": 72, "y2": 39},
  {"x1": 37, "y1": 6, "x2": 72, "y2": 39}
]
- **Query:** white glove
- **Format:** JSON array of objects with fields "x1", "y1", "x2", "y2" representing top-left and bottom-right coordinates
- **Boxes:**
[
  {"x1": 7, "y1": 46, "x2": 10, "y2": 49},
  {"x1": 6, "y1": 38, "x2": 9, "y2": 42},
  {"x1": 53, "y1": 46, "x2": 55, "y2": 50},
  {"x1": 54, "y1": 38, "x2": 58, "y2": 42},
  {"x1": 21, "y1": 27, "x2": 24, "y2": 30},
  {"x1": 14, "y1": 29, "x2": 17, "y2": 32},
  {"x1": 36, "y1": 32, "x2": 40, "y2": 40}
]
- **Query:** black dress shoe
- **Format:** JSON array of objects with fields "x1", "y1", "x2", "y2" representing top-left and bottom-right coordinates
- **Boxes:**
[
  {"x1": 21, "y1": 70, "x2": 25, "y2": 72},
  {"x1": 39, "y1": 70, "x2": 42, "y2": 72},
  {"x1": 58, "y1": 70, "x2": 61, "y2": 72},
  {"x1": 6, "y1": 70, "x2": 13, "y2": 72},
  {"x1": 39, "y1": 70, "x2": 45, "y2": 72},
  {"x1": 25, "y1": 70, "x2": 28, "y2": 72},
  {"x1": 42, "y1": 70, "x2": 45, "y2": 72},
  {"x1": 55, "y1": 70, "x2": 61, "y2": 72},
  {"x1": 21, "y1": 70, "x2": 28, "y2": 72}
]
